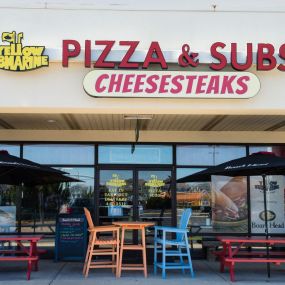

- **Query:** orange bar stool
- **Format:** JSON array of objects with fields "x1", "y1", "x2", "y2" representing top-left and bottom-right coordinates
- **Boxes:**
[{"x1": 83, "y1": 207, "x2": 120, "y2": 277}]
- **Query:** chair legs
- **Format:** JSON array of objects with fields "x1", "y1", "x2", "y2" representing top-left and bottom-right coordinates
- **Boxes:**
[
  {"x1": 184, "y1": 233, "x2": 194, "y2": 278},
  {"x1": 154, "y1": 237, "x2": 157, "y2": 275},
  {"x1": 154, "y1": 234, "x2": 194, "y2": 278},
  {"x1": 178, "y1": 246, "x2": 185, "y2": 274},
  {"x1": 83, "y1": 233, "x2": 93, "y2": 275},
  {"x1": 83, "y1": 229, "x2": 120, "y2": 278}
]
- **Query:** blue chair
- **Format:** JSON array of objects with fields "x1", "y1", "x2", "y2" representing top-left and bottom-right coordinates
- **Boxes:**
[{"x1": 153, "y1": 208, "x2": 194, "y2": 279}]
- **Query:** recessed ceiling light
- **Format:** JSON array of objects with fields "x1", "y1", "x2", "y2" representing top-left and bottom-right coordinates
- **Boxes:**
[{"x1": 47, "y1": 119, "x2": 56, "y2": 123}]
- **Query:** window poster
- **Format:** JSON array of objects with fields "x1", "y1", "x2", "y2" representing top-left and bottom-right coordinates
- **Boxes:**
[
  {"x1": 0, "y1": 206, "x2": 16, "y2": 232},
  {"x1": 250, "y1": 175, "x2": 285, "y2": 234},
  {"x1": 211, "y1": 176, "x2": 248, "y2": 232},
  {"x1": 105, "y1": 174, "x2": 128, "y2": 216}
]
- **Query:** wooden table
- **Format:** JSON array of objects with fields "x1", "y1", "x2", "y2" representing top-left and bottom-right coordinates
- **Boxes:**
[
  {"x1": 0, "y1": 235, "x2": 44, "y2": 280},
  {"x1": 216, "y1": 236, "x2": 285, "y2": 282},
  {"x1": 112, "y1": 221, "x2": 154, "y2": 277}
]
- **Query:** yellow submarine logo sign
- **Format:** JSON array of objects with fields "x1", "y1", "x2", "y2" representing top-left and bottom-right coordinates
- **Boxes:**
[
  {"x1": 106, "y1": 174, "x2": 127, "y2": 188},
  {"x1": 145, "y1": 175, "x2": 165, "y2": 188},
  {"x1": 0, "y1": 31, "x2": 49, "y2": 71}
]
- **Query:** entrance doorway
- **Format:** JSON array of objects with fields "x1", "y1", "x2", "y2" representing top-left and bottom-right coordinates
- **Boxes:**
[{"x1": 98, "y1": 168, "x2": 173, "y2": 244}]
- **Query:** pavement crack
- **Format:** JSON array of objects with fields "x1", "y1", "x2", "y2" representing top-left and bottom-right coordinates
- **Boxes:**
[
  {"x1": 49, "y1": 262, "x2": 66, "y2": 285},
  {"x1": 203, "y1": 260, "x2": 229, "y2": 283}
]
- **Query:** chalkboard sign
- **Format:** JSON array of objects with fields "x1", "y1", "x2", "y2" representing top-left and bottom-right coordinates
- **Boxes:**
[{"x1": 55, "y1": 214, "x2": 87, "y2": 261}]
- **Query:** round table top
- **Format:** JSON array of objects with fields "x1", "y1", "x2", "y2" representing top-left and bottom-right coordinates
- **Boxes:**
[{"x1": 112, "y1": 221, "x2": 155, "y2": 228}]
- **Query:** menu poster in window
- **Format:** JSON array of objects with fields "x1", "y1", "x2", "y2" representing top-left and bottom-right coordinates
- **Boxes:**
[
  {"x1": 211, "y1": 176, "x2": 248, "y2": 232},
  {"x1": 105, "y1": 174, "x2": 128, "y2": 216},
  {"x1": 250, "y1": 176, "x2": 285, "y2": 234},
  {"x1": 55, "y1": 214, "x2": 87, "y2": 261}
]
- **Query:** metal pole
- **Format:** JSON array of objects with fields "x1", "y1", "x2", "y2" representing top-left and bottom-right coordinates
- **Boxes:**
[{"x1": 262, "y1": 174, "x2": 270, "y2": 279}]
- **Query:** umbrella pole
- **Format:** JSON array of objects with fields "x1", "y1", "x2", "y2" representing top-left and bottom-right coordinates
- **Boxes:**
[{"x1": 262, "y1": 174, "x2": 270, "y2": 279}]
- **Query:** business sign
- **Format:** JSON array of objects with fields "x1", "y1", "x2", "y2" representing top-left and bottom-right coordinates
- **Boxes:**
[
  {"x1": 0, "y1": 31, "x2": 49, "y2": 71},
  {"x1": 250, "y1": 176, "x2": 285, "y2": 234},
  {"x1": 83, "y1": 70, "x2": 260, "y2": 98},
  {"x1": 63, "y1": 40, "x2": 285, "y2": 71}
]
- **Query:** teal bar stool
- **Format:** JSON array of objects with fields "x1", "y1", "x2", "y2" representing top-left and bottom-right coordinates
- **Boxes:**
[{"x1": 153, "y1": 208, "x2": 194, "y2": 279}]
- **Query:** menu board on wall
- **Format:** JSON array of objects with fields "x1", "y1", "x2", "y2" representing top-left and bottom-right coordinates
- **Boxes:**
[
  {"x1": 55, "y1": 214, "x2": 87, "y2": 261},
  {"x1": 250, "y1": 176, "x2": 285, "y2": 234}
]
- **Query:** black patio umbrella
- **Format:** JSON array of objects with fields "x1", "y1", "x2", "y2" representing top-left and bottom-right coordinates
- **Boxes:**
[
  {"x1": 0, "y1": 150, "x2": 80, "y2": 185},
  {"x1": 177, "y1": 151, "x2": 285, "y2": 278}
]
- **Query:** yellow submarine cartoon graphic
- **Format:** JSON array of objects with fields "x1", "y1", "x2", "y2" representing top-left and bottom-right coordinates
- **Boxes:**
[{"x1": 0, "y1": 31, "x2": 49, "y2": 71}]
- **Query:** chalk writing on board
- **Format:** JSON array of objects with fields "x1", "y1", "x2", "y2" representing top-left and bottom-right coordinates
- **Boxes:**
[{"x1": 55, "y1": 214, "x2": 87, "y2": 261}]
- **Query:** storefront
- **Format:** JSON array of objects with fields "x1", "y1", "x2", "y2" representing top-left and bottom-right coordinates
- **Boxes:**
[{"x1": 1, "y1": 0, "x2": 285, "y2": 257}]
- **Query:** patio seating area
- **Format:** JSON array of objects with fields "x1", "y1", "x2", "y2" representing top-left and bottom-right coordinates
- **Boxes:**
[{"x1": 1, "y1": 259, "x2": 285, "y2": 285}]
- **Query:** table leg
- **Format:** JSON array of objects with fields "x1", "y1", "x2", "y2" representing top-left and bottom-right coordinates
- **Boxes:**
[
  {"x1": 31, "y1": 241, "x2": 38, "y2": 271},
  {"x1": 228, "y1": 243, "x2": 235, "y2": 282},
  {"x1": 116, "y1": 229, "x2": 120, "y2": 278},
  {"x1": 118, "y1": 227, "x2": 125, "y2": 278},
  {"x1": 27, "y1": 260, "x2": 32, "y2": 280},
  {"x1": 142, "y1": 227, "x2": 147, "y2": 278},
  {"x1": 220, "y1": 242, "x2": 226, "y2": 273},
  {"x1": 229, "y1": 261, "x2": 235, "y2": 282}
]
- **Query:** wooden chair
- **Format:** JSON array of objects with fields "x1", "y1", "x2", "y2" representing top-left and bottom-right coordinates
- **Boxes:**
[
  {"x1": 83, "y1": 207, "x2": 120, "y2": 277},
  {"x1": 154, "y1": 208, "x2": 194, "y2": 279}
]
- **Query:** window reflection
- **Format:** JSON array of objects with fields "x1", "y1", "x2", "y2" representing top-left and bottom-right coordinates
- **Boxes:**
[
  {"x1": 177, "y1": 145, "x2": 214, "y2": 166},
  {"x1": 20, "y1": 167, "x2": 94, "y2": 234},
  {"x1": 0, "y1": 185, "x2": 19, "y2": 233},
  {"x1": 99, "y1": 145, "x2": 172, "y2": 164},
  {"x1": 249, "y1": 146, "x2": 285, "y2": 157},
  {"x1": 176, "y1": 168, "x2": 211, "y2": 226},
  {"x1": 138, "y1": 171, "x2": 172, "y2": 227},
  {"x1": 176, "y1": 169, "x2": 248, "y2": 234},
  {"x1": 177, "y1": 145, "x2": 246, "y2": 166},
  {"x1": 0, "y1": 144, "x2": 20, "y2": 157},
  {"x1": 23, "y1": 144, "x2": 95, "y2": 165}
]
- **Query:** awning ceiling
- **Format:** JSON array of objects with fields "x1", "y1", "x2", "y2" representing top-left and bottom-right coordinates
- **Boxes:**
[{"x1": 0, "y1": 114, "x2": 284, "y2": 132}]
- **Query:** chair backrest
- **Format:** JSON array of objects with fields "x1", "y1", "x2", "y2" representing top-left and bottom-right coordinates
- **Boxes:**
[
  {"x1": 83, "y1": 207, "x2": 94, "y2": 229},
  {"x1": 177, "y1": 208, "x2": 192, "y2": 242}
]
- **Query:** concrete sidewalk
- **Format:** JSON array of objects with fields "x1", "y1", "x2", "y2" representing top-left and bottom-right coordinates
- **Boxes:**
[{"x1": 0, "y1": 260, "x2": 284, "y2": 285}]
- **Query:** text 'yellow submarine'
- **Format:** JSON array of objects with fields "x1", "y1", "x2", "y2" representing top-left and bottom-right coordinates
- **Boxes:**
[{"x1": 0, "y1": 31, "x2": 49, "y2": 71}]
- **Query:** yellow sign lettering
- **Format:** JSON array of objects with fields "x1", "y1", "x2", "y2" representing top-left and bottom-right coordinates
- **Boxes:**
[{"x1": 0, "y1": 31, "x2": 49, "y2": 71}]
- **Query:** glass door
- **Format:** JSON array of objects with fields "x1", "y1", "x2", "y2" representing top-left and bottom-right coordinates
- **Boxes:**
[
  {"x1": 137, "y1": 170, "x2": 172, "y2": 243},
  {"x1": 99, "y1": 169, "x2": 134, "y2": 224},
  {"x1": 98, "y1": 168, "x2": 172, "y2": 244}
]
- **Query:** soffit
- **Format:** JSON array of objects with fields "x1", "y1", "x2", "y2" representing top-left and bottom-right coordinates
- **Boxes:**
[{"x1": 0, "y1": 114, "x2": 285, "y2": 132}]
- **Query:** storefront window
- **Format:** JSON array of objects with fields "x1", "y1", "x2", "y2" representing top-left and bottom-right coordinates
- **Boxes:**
[
  {"x1": 0, "y1": 185, "x2": 19, "y2": 233},
  {"x1": 250, "y1": 175, "x2": 285, "y2": 234},
  {"x1": 99, "y1": 145, "x2": 172, "y2": 164},
  {"x1": 177, "y1": 145, "x2": 246, "y2": 166},
  {"x1": 177, "y1": 145, "x2": 214, "y2": 166},
  {"x1": 177, "y1": 169, "x2": 248, "y2": 234},
  {"x1": 249, "y1": 146, "x2": 285, "y2": 234},
  {"x1": 249, "y1": 145, "x2": 285, "y2": 157},
  {"x1": 214, "y1": 145, "x2": 246, "y2": 165},
  {"x1": 23, "y1": 144, "x2": 95, "y2": 165},
  {"x1": 176, "y1": 168, "x2": 211, "y2": 227},
  {"x1": 20, "y1": 167, "x2": 94, "y2": 234},
  {"x1": 0, "y1": 144, "x2": 20, "y2": 157}
]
